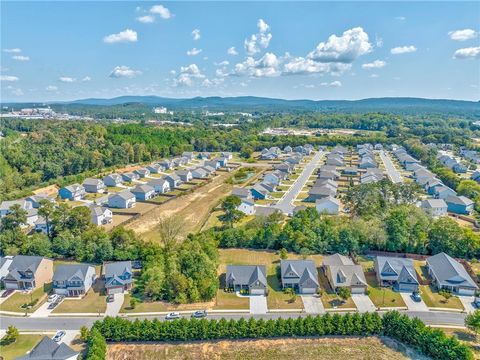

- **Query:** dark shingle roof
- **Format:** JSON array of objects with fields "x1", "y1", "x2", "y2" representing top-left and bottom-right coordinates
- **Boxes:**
[{"x1": 16, "y1": 336, "x2": 78, "y2": 360}]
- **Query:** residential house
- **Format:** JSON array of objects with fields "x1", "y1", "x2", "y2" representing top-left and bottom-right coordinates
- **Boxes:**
[
  {"x1": 15, "y1": 336, "x2": 78, "y2": 360},
  {"x1": 308, "y1": 186, "x2": 336, "y2": 202},
  {"x1": 165, "y1": 173, "x2": 182, "y2": 188},
  {"x1": 182, "y1": 152, "x2": 195, "y2": 161},
  {"x1": 225, "y1": 265, "x2": 267, "y2": 295},
  {"x1": 59, "y1": 184, "x2": 85, "y2": 201},
  {"x1": 53, "y1": 264, "x2": 96, "y2": 297},
  {"x1": 237, "y1": 198, "x2": 256, "y2": 215},
  {"x1": 134, "y1": 168, "x2": 150, "y2": 178},
  {"x1": 263, "y1": 172, "x2": 281, "y2": 186},
  {"x1": 426, "y1": 252, "x2": 478, "y2": 296},
  {"x1": 274, "y1": 163, "x2": 293, "y2": 174},
  {"x1": 0, "y1": 256, "x2": 14, "y2": 281},
  {"x1": 103, "y1": 261, "x2": 133, "y2": 295},
  {"x1": 255, "y1": 206, "x2": 281, "y2": 217},
  {"x1": 90, "y1": 205, "x2": 113, "y2": 225},
  {"x1": 421, "y1": 199, "x2": 447, "y2": 217},
  {"x1": 121, "y1": 172, "x2": 139, "y2": 183},
  {"x1": 198, "y1": 152, "x2": 210, "y2": 160},
  {"x1": 148, "y1": 178, "x2": 171, "y2": 194},
  {"x1": 103, "y1": 173, "x2": 123, "y2": 187},
  {"x1": 2, "y1": 255, "x2": 53, "y2": 291},
  {"x1": 374, "y1": 256, "x2": 419, "y2": 292},
  {"x1": 108, "y1": 190, "x2": 136, "y2": 209},
  {"x1": 176, "y1": 170, "x2": 193, "y2": 182},
  {"x1": 221, "y1": 152, "x2": 233, "y2": 160},
  {"x1": 322, "y1": 254, "x2": 367, "y2": 294},
  {"x1": 146, "y1": 163, "x2": 164, "y2": 174},
  {"x1": 445, "y1": 195, "x2": 474, "y2": 215},
  {"x1": 158, "y1": 159, "x2": 172, "y2": 170},
  {"x1": 201, "y1": 165, "x2": 216, "y2": 175},
  {"x1": 82, "y1": 178, "x2": 106, "y2": 193},
  {"x1": 232, "y1": 187, "x2": 252, "y2": 200},
  {"x1": 280, "y1": 260, "x2": 319, "y2": 294},
  {"x1": 326, "y1": 156, "x2": 344, "y2": 167},
  {"x1": 217, "y1": 156, "x2": 229, "y2": 167},
  {"x1": 34, "y1": 216, "x2": 48, "y2": 234},
  {"x1": 251, "y1": 183, "x2": 271, "y2": 200},
  {"x1": 343, "y1": 166, "x2": 359, "y2": 176},
  {"x1": 131, "y1": 184, "x2": 156, "y2": 201},
  {"x1": 284, "y1": 145, "x2": 293, "y2": 153},
  {"x1": 191, "y1": 167, "x2": 208, "y2": 179},
  {"x1": 316, "y1": 196, "x2": 340, "y2": 215},
  {"x1": 205, "y1": 159, "x2": 221, "y2": 170},
  {"x1": 434, "y1": 185, "x2": 457, "y2": 199},
  {"x1": 0, "y1": 199, "x2": 33, "y2": 218},
  {"x1": 26, "y1": 193, "x2": 55, "y2": 208},
  {"x1": 425, "y1": 178, "x2": 444, "y2": 195}
]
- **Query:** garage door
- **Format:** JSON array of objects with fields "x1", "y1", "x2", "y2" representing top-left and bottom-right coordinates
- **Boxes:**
[
  {"x1": 108, "y1": 287, "x2": 123, "y2": 295},
  {"x1": 398, "y1": 284, "x2": 417, "y2": 292},
  {"x1": 458, "y1": 288, "x2": 475, "y2": 296},
  {"x1": 4, "y1": 282, "x2": 18, "y2": 290},
  {"x1": 250, "y1": 288, "x2": 265, "y2": 295},
  {"x1": 351, "y1": 286, "x2": 365, "y2": 294},
  {"x1": 301, "y1": 288, "x2": 317, "y2": 295}
]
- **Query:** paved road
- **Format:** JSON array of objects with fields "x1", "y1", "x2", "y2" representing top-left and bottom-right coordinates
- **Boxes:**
[
  {"x1": 274, "y1": 151, "x2": 323, "y2": 215},
  {"x1": 0, "y1": 310, "x2": 467, "y2": 331},
  {"x1": 379, "y1": 150, "x2": 403, "y2": 183}
]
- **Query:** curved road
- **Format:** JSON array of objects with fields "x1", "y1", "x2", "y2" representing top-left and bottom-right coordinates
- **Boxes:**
[{"x1": 0, "y1": 310, "x2": 466, "y2": 331}]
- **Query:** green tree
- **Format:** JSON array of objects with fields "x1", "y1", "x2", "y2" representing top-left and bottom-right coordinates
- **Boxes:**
[
  {"x1": 80, "y1": 326, "x2": 89, "y2": 341},
  {"x1": 1, "y1": 204, "x2": 27, "y2": 230},
  {"x1": 4, "y1": 325, "x2": 19, "y2": 343},
  {"x1": 337, "y1": 287, "x2": 351, "y2": 302},
  {"x1": 465, "y1": 309, "x2": 480, "y2": 341},
  {"x1": 38, "y1": 199, "x2": 56, "y2": 238},
  {"x1": 220, "y1": 195, "x2": 244, "y2": 227}
]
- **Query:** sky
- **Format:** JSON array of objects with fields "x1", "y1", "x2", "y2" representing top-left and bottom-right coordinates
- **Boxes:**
[{"x1": 1, "y1": 1, "x2": 479, "y2": 102}]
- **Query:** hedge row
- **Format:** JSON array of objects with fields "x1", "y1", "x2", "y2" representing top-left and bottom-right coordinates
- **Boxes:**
[{"x1": 86, "y1": 312, "x2": 472, "y2": 360}]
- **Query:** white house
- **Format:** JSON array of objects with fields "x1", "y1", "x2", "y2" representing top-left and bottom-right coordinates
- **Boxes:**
[
  {"x1": 103, "y1": 173, "x2": 123, "y2": 187},
  {"x1": 147, "y1": 178, "x2": 170, "y2": 194},
  {"x1": 237, "y1": 199, "x2": 256, "y2": 215},
  {"x1": 108, "y1": 191, "x2": 136, "y2": 209},
  {"x1": 90, "y1": 205, "x2": 113, "y2": 225},
  {"x1": 421, "y1": 199, "x2": 447, "y2": 217},
  {"x1": 315, "y1": 196, "x2": 340, "y2": 215}
]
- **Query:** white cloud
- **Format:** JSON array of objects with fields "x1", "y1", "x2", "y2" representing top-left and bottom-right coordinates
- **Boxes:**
[
  {"x1": 282, "y1": 57, "x2": 351, "y2": 75},
  {"x1": 448, "y1": 29, "x2": 478, "y2": 41},
  {"x1": 320, "y1": 81, "x2": 342, "y2": 87},
  {"x1": 202, "y1": 78, "x2": 224, "y2": 87},
  {"x1": 82, "y1": 76, "x2": 92, "y2": 82},
  {"x1": 453, "y1": 46, "x2": 480, "y2": 59},
  {"x1": 12, "y1": 55, "x2": 29, "y2": 61},
  {"x1": 192, "y1": 29, "x2": 201, "y2": 41},
  {"x1": 308, "y1": 27, "x2": 372, "y2": 63},
  {"x1": 244, "y1": 19, "x2": 272, "y2": 55},
  {"x1": 174, "y1": 64, "x2": 205, "y2": 86},
  {"x1": 150, "y1": 5, "x2": 172, "y2": 19},
  {"x1": 0, "y1": 75, "x2": 19, "y2": 82},
  {"x1": 234, "y1": 52, "x2": 280, "y2": 77},
  {"x1": 227, "y1": 47, "x2": 238, "y2": 56},
  {"x1": 137, "y1": 15, "x2": 155, "y2": 24},
  {"x1": 59, "y1": 76, "x2": 76, "y2": 83},
  {"x1": 395, "y1": 16, "x2": 406, "y2": 21},
  {"x1": 3, "y1": 48, "x2": 21, "y2": 53},
  {"x1": 103, "y1": 29, "x2": 138, "y2": 44},
  {"x1": 390, "y1": 45, "x2": 417, "y2": 54},
  {"x1": 46, "y1": 85, "x2": 58, "y2": 91},
  {"x1": 187, "y1": 48, "x2": 202, "y2": 56},
  {"x1": 362, "y1": 60, "x2": 386, "y2": 69},
  {"x1": 215, "y1": 60, "x2": 229, "y2": 66},
  {"x1": 370, "y1": 74, "x2": 379, "y2": 78},
  {"x1": 109, "y1": 66, "x2": 142, "y2": 78}
]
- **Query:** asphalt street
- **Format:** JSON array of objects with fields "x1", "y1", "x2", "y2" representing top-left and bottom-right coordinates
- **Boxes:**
[{"x1": 379, "y1": 150, "x2": 403, "y2": 183}]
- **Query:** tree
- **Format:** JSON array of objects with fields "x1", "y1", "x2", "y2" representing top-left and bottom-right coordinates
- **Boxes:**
[
  {"x1": 465, "y1": 309, "x2": 480, "y2": 340},
  {"x1": 279, "y1": 248, "x2": 288, "y2": 260},
  {"x1": 4, "y1": 325, "x2": 19, "y2": 343},
  {"x1": 130, "y1": 297, "x2": 138, "y2": 309},
  {"x1": 38, "y1": 199, "x2": 56, "y2": 238},
  {"x1": 80, "y1": 326, "x2": 90, "y2": 341},
  {"x1": 1, "y1": 204, "x2": 27, "y2": 230},
  {"x1": 156, "y1": 215, "x2": 184, "y2": 258},
  {"x1": 284, "y1": 287, "x2": 297, "y2": 303},
  {"x1": 220, "y1": 195, "x2": 244, "y2": 227},
  {"x1": 337, "y1": 287, "x2": 351, "y2": 302}
]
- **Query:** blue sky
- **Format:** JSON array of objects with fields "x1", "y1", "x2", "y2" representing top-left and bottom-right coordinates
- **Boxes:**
[{"x1": 1, "y1": 1, "x2": 479, "y2": 102}]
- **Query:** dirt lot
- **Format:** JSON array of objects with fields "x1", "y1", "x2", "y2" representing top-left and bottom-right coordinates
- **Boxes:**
[
  {"x1": 128, "y1": 171, "x2": 234, "y2": 241},
  {"x1": 107, "y1": 337, "x2": 416, "y2": 360},
  {"x1": 32, "y1": 184, "x2": 59, "y2": 196}
]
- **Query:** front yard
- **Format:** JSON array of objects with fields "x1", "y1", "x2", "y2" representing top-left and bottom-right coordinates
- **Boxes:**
[
  {"x1": 0, "y1": 334, "x2": 44, "y2": 360},
  {"x1": 52, "y1": 285, "x2": 107, "y2": 314},
  {"x1": 121, "y1": 293, "x2": 213, "y2": 313},
  {"x1": 1, "y1": 283, "x2": 51, "y2": 313},
  {"x1": 365, "y1": 274, "x2": 406, "y2": 308},
  {"x1": 419, "y1": 285, "x2": 464, "y2": 310},
  {"x1": 318, "y1": 272, "x2": 356, "y2": 309}
]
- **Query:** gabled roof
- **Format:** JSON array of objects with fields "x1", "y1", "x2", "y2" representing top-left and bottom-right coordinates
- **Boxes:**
[
  {"x1": 89, "y1": 204, "x2": 110, "y2": 217},
  {"x1": 5, "y1": 255, "x2": 45, "y2": 281},
  {"x1": 131, "y1": 184, "x2": 155, "y2": 194},
  {"x1": 328, "y1": 264, "x2": 367, "y2": 288},
  {"x1": 110, "y1": 190, "x2": 135, "y2": 201},
  {"x1": 103, "y1": 173, "x2": 122, "y2": 182},
  {"x1": 375, "y1": 256, "x2": 417, "y2": 282},
  {"x1": 280, "y1": 260, "x2": 319, "y2": 286},
  {"x1": 397, "y1": 265, "x2": 419, "y2": 285},
  {"x1": 62, "y1": 183, "x2": 84, "y2": 194},
  {"x1": 316, "y1": 196, "x2": 340, "y2": 207},
  {"x1": 427, "y1": 252, "x2": 478, "y2": 289},
  {"x1": 166, "y1": 173, "x2": 180, "y2": 181},
  {"x1": 421, "y1": 199, "x2": 447, "y2": 209},
  {"x1": 445, "y1": 195, "x2": 474, "y2": 206},
  {"x1": 232, "y1": 187, "x2": 251, "y2": 198},
  {"x1": 53, "y1": 263, "x2": 94, "y2": 283},
  {"x1": 226, "y1": 265, "x2": 267, "y2": 287},
  {"x1": 83, "y1": 178, "x2": 104, "y2": 186},
  {"x1": 16, "y1": 336, "x2": 78, "y2": 360},
  {"x1": 322, "y1": 253, "x2": 353, "y2": 266},
  {"x1": 299, "y1": 267, "x2": 320, "y2": 286},
  {"x1": 103, "y1": 261, "x2": 132, "y2": 278},
  {"x1": 148, "y1": 178, "x2": 169, "y2": 186}
]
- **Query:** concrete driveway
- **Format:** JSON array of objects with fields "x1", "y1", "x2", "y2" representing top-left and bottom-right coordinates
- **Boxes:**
[
  {"x1": 0, "y1": 290, "x2": 15, "y2": 305},
  {"x1": 30, "y1": 301, "x2": 57, "y2": 318},
  {"x1": 105, "y1": 293, "x2": 124, "y2": 317},
  {"x1": 351, "y1": 294, "x2": 376, "y2": 313},
  {"x1": 400, "y1": 292, "x2": 429, "y2": 312},
  {"x1": 301, "y1": 295, "x2": 325, "y2": 314},
  {"x1": 60, "y1": 330, "x2": 80, "y2": 346},
  {"x1": 458, "y1": 295, "x2": 476, "y2": 313},
  {"x1": 249, "y1": 295, "x2": 268, "y2": 314}
]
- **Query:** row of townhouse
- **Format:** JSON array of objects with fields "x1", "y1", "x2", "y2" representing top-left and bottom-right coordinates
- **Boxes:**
[
  {"x1": 224, "y1": 252, "x2": 479, "y2": 297},
  {"x1": 260, "y1": 144, "x2": 314, "y2": 160},
  {"x1": 0, "y1": 255, "x2": 133, "y2": 296},
  {"x1": 437, "y1": 153, "x2": 468, "y2": 174},
  {"x1": 393, "y1": 147, "x2": 474, "y2": 216},
  {"x1": 460, "y1": 148, "x2": 480, "y2": 164}
]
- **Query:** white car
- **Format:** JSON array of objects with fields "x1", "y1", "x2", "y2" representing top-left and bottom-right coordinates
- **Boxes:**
[
  {"x1": 53, "y1": 331, "x2": 66, "y2": 342},
  {"x1": 47, "y1": 294, "x2": 58, "y2": 303},
  {"x1": 165, "y1": 312, "x2": 181, "y2": 320}
]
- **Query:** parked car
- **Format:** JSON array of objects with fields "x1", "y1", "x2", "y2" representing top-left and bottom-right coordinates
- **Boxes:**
[
  {"x1": 47, "y1": 294, "x2": 58, "y2": 303},
  {"x1": 411, "y1": 291, "x2": 422, "y2": 303},
  {"x1": 53, "y1": 331, "x2": 66, "y2": 342},
  {"x1": 48, "y1": 302, "x2": 58, "y2": 310},
  {"x1": 1, "y1": 289, "x2": 14, "y2": 298},
  {"x1": 165, "y1": 312, "x2": 181, "y2": 320},
  {"x1": 191, "y1": 310, "x2": 207, "y2": 318},
  {"x1": 107, "y1": 294, "x2": 115, "y2": 303},
  {"x1": 474, "y1": 297, "x2": 480, "y2": 308}
]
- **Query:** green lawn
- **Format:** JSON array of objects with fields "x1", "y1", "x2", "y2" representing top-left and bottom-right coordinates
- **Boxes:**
[
  {"x1": 365, "y1": 274, "x2": 405, "y2": 308},
  {"x1": 0, "y1": 334, "x2": 44, "y2": 360},
  {"x1": 356, "y1": 255, "x2": 374, "y2": 272},
  {"x1": 318, "y1": 272, "x2": 356, "y2": 309},
  {"x1": 469, "y1": 260, "x2": 480, "y2": 282},
  {"x1": 106, "y1": 186, "x2": 124, "y2": 193},
  {"x1": 52, "y1": 288, "x2": 107, "y2": 314},
  {"x1": 84, "y1": 192, "x2": 105, "y2": 200},
  {"x1": 419, "y1": 285, "x2": 464, "y2": 310},
  {"x1": 213, "y1": 290, "x2": 249, "y2": 310},
  {"x1": 0, "y1": 283, "x2": 51, "y2": 313},
  {"x1": 148, "y1": 195, "x2": 171, "y2": 204},
  {"x1": 270, "y1": 191, "x2": 284, "y2": 199}
]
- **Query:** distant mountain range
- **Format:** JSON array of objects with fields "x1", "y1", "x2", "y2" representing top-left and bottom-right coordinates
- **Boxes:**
[{"x1": 4, "y1": 96, "x2": 480, "y2": 115}]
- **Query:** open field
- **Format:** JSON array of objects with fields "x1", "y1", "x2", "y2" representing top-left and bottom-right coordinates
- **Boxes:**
[
  {"x1": 107, "y1": 336, "x2": 416, "y2": 360},
  {"x1": 0, "y1": 334, "x2": 44, "y2": 360}
]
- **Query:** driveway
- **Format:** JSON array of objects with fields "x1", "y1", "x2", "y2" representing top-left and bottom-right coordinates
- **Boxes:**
[
  {"x1": 379, "y1": 151, "x2": 403, "y2": 183},
  {"x1": 30, "y1": 301, "x2": 57, "y2": 318},
  {"x1": 105, "y1": 293, "x2": 124, "y2": 317},
  {"x1": 0, "y1": 290, "x2": 15, "y2": 305},
  {"x1": 351, "y1": 294, "x2": 376, "y2": 313},
  {"x1": 458, "y1": 295, "x2": 476, "y2": 313},
  {"x1": 274, "y1": 151, "x2": 324, "y2": 215},
  {"x1": 400, "y1": 292, "x2": 429, "y2": 312},
  {"x1": 59, "y1": 330, "x2": 79, "y2": 346},
  {"x1": 301, "y1": 295, "x2": 325, "y2": 314},
  {"x1": 249, "y1": 295, "x2": 268, "y2": 314}
]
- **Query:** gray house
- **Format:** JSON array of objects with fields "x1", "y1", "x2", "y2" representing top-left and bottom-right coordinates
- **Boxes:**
[
  {"x1": 26, "y1": 193, "x2": 55, "y2": 208},
  {"x1": 226, "y1": 265, "x2": 267, "y2": 295},
  {"x1": 146, "y1": 163, "x2": 164, "y2": 174},
  {"x1": 121, "y1": 172, "x2": 139, "y2": 183},
  {"x1": 131, "y1": 184, "x2": 155, "y2": 201},
  {"x1": 108, "y1": 190, "x2": 136, "y2": 208},
  {"x1": 191, "y1": 167, "x2": 208, "y2": 179},
  {"x1": 103, "y1": 173, "x2": 123, "y2": 187},
  {"x1": 322, "y1": 254, "x2": 367, "y2": 294},
  {"x1": 53, "y1": 264, "x2": 96, "y2": 297},
  {"x1": 427, "y1": 252, "x2": 478, "y2": 296},
  {"x1": 176, "y1": 169, "x2": 192, "y2": 182},
  {"x1": 82, "y1": 178, "x2": 106, "y2": 193},
  {"x1": 103, "y1": 261, "x2": 133, "y2": 295},
  {"x1": 280, "y1": 260, "x2": 319, "y2": 294},
  {"x1": 16, "y1": 336, "x2": 78, "y2": 360},
  {"x1": 148, "y1": 178, "x2": 170, "y2": 194},
  {"x1": 374, "y1": 256, "x2": 419, "y2": 292},
  {"x1": 134, "y1": 168, "x2": 150, "y2": 178},
  {"x1": 165, "y1": 173, "x2": 182, "y2": 188}
]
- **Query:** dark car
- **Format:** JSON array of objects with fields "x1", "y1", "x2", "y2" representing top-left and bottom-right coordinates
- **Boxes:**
[
  {"x1": 107, "y1": 294, "x2": 115, "y2": 303},
  {"x1": 411, "y1": 291, "x2": 422, "y2": 302},
  {"x1": 474, "y1": 297, "x2": 480, "y2": 309},
  {"x1": 191, "y1": 310, "x2": 207, "y2": 318},
  {"x1": 1, "y1": 289, "x2": 14, "y2": 298}
]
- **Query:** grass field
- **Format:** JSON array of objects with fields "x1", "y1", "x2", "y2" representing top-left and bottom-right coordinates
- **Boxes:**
[
  {"x1": 0, "y1": 334, "x2": 44, "y2": 360},
  {"x1": 107, "y1": 337, "x2": 413, "y2": 360},
  {"x1": 419, "y1": 285, "x2": 464, "y2": 310},
  {"x1": 365, "y1": 274, "x2": 406, "y2": 308},
  {"x1": 0, "y1": 283, "x2": 51, "y2": 313}
]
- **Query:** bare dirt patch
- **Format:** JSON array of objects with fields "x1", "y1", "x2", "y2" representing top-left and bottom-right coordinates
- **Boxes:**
[
  {"x1": 107, "y1": 337, "x2": 415, "y2": 360},
  {"x1": 32, "y1": 184, "x2": 59, "y2": 196}
]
